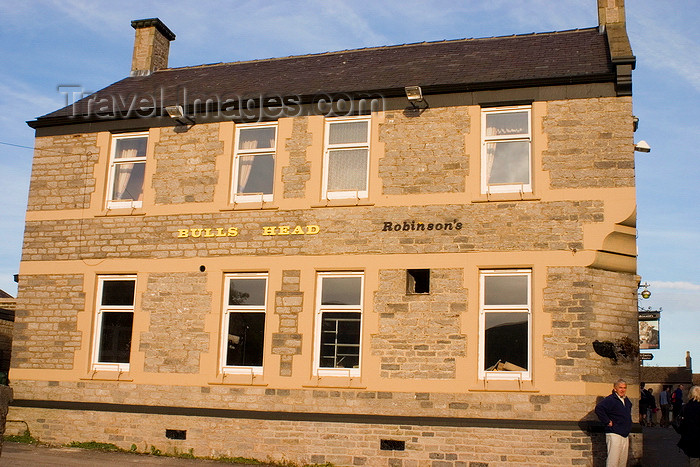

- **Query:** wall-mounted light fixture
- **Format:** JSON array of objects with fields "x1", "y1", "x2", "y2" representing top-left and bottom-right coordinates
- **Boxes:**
[
  {"x1": 404, "y1": 86, "x2": 427, "y2": 109},
  {"x1": 164, "y1": 105, "x2": 194, "y2": 125},
  {"x1": 634, "y1": 140, "x2": 651, "y2": 153}
]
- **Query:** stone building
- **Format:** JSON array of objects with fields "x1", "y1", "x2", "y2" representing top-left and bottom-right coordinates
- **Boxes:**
[
  {"x1": 641, "y1": 351, "x2": 694, "y2": 405},
  {"x1": 9, "y1": 1, "x2": 643, "y2": 465},
  {"x1": 0, "y1": 289, "x2": 15, "y2": 381}
]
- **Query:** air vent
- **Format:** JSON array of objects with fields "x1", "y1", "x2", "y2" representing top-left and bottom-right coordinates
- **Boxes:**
[
  {"x1": 165, "y1": 429, "x2": 186, "y2": 440},
  {"x1": 380, "y1": 439, "x2": 405, "y2": 451}
]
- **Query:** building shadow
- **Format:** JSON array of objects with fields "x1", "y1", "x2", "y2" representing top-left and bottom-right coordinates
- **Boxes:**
[{"x1": 578, "y1": 397, "x2": 607, "y2": 467}]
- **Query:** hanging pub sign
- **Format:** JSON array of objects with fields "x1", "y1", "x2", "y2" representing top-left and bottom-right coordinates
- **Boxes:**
[{"x1": 638, "y1": 310, "x2": 660, "y2": 350}]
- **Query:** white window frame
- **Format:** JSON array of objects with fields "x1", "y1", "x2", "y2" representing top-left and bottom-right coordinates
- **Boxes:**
[
  {"x1": 107, "y1": 132, "x2": 149, "y2": 209},
  {"x1": 481, "y1": 106, "x2": 532, "y2": 194},
  {"x1": 322, "y1": 116, "x2": 371, "y2": 200},
  {"x1": 478, "y1": 269, "x2": 532, "y2": 381},
  {"x1": 313, "y1": 271, "x2": 364, "y2": 377},
  {"x1": 92, "y1": 275, "x2": 137, "y2": 372},
  {"x1": 231, "y1": 123, "x2": 277, "y2": 203},
  {"x1": 221, "y1": 272, "x2": 268, "y2": 376}
]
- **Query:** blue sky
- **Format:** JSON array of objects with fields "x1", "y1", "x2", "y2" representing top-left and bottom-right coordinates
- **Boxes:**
[{"x1": 0, "y1": 0, "x2": 697, "y2": 368}]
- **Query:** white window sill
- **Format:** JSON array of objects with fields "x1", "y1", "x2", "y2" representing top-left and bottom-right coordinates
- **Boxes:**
[
  {"x1": 314, "y1": 368, "x2": 361, "y2": 378},
  {"x1": 480, "y1": 371, "x2": 531, "y2": 381},
  {"x1": 472, "y1": 192, "x2": 539, "y2": 203},
  {"x1": 107, "y1": 200, "x2": 143, "y2": 209},
  {"x1": 222, "y1": 366, "x2": 263, "y2": 376}
]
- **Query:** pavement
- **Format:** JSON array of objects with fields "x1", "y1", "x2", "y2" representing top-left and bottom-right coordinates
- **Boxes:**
[
  {"x1": 641, "y1": 425, "x2": 687, "y2": 466},
  {"x1": 0, "y1": 426, "x2": 691, "y2": 466},
  {"x1": 0, "y1": 443, "x2": 269, "y2": 466}
]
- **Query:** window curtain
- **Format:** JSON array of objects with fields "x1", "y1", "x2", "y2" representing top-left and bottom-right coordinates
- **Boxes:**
[
  {"x1": 237, "y1": 156, "x2": 254, "y2": 193},
  {"x1": 485, "y1": 143, "x2": 496, "y2": 185},
  {"x1": 114, "y1": 164, "x2": 133, "y2": 200}
]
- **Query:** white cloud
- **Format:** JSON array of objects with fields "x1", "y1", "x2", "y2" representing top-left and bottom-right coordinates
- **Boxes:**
[
  {"x1": 313, "y1": 0, "x2": 388, "y2": 47},
  {"x1": 0, "y1": 77, "x2": 64, "y2": 120},
  {"x1": 628, "y1": 4, "x2": 700, "y2": 92},
  {"x1": 650, "y1": 281, "x2": 700, "y2": 292}
]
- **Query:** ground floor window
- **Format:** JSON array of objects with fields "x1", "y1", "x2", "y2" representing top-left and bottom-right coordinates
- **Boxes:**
[
  {"x1": 93, "y1": 276, "x2": 136, "y2": 371},
  {"x1": 315, "y1": 272, "x2": 363, "y2": 376},
  {"x1": 479, "y1": 269, "x2": 531, "y2": 380},
  {"x1": 222, "y1": 273, "x2": 268, "y2": 374}
]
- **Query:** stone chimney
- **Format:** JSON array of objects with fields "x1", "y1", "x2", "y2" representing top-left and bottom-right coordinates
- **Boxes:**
[
  {"x1": 598, "y1": 0, "x2": 626, "y2": 27},
  {"x1": 597, "y1": 0, "x2": 634, "y2": 96},
  {"x1": 130, "y1": 18, "x2": 176, "y2": 76},
  {"x1": 687, "y1": 351, "x2": 692, "y2": 371}
]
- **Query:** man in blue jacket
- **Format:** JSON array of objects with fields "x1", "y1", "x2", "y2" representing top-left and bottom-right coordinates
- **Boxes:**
[{"x1": 595, "y1": 379, "x2": 633, "y2": 467}]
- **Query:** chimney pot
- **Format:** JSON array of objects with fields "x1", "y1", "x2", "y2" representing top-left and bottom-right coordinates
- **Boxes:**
[{"x1": 130, "y1": 18, "x2": 176, "y2": 76}]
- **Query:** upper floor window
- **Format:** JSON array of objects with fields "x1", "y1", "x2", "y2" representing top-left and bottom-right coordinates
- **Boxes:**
[
  {"x1": 481, "y1": 106, "x2": 531, "y2": 194},
  {"x1": 232, "y1": 124, "x2": 277, "y2": 203},
  {"x1": 108, "y1": 133, "x2": 148, "y2": 209},
  {"x1": 314, "y1": 272, "x2": 364, "y2": 377},
  {"x1": 221, "y1": 273, "x2": 268, "y2": 375},
  {"x1": 479, "y1": 269, "x2": 531, "y2": 380},
  {"x1": 323, "y1": 117, "x2": 370, "y2": 200},
  {"x1": 93, "y1": 275, "x2": 136, "y2": 371}
]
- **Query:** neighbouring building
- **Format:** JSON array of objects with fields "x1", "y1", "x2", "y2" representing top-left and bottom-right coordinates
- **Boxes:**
[
  {"x1": 641, "y1": 351, "x2": 694, "y2": 403},
  {"x1": 9, "y1": 1, "x2": 643, "y2": 465},
  {"x1": 0, "y1": 289, "x2": 15, "y2": 381}
]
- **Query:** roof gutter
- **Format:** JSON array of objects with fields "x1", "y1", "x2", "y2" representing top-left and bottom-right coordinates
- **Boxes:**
[{"x1": 27, "y1": 72, "x2": 617, "y2": 129}]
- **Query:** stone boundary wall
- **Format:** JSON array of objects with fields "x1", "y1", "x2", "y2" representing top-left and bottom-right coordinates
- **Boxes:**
[{"x1": 7, "y1": 405, "x2": 642, "y2": 466}]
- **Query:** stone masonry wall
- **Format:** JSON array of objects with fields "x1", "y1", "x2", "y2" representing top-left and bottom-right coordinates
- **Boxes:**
[
  {"x1": 379, "y1": 107, "x2": 470, "y2": 195},
  {"x1": 152, "y1": 124, "x2": 222, "y2": 204},
  {"x1": 372, "y1": 269, "x2": 467, "y2": 379},
  {"x1": 11, "y1": 379, "x2": 604, "y2": 422},
  {"x1": 543, "y1": 97, "x2": 634, "y2": 188},
  {"x1": 282, "y1": 117, "x2": 313, "y2": 198},
  {"x1": 271, "y1": 270, "x2": 303, "y2": 376},
  {"x1": 8, "y1": 404, "x2": 639, "y2": 467},
  {"x1": 21, "y1": 200, "x2": 603, "y2": 262},
  {"x1": 26, "y1": 133, "x2": 99, "y2": 211},
  {"x1": 543, "y1": 267, "x2": 639, "y2": 384},
  {"x1": 11, "y1": 275, "x2": 84, "y2": 369},
  {"x1": 139, "y1": 273, "x2": 211, "y2": 373}
]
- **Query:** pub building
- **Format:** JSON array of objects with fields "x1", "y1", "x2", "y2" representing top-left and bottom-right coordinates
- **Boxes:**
[{"x1": 9, "y1": 1, "x2": 643, "y2": 464}]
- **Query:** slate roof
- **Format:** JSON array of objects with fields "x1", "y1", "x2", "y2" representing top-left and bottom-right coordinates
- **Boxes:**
[
  {"x1": 641, "y1": 366, "x2": 693, "y2": 384},
  {"x1": 31, "y1": 27, "x2": 614, "y2": 128}
]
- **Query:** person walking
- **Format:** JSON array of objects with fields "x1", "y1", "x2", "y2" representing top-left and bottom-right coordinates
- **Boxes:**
[
  {"x1": 673, "y1": 384, "x2": 685, "y2": 422},
  {"x1": 647, "y1": 387, "x2": 657, "y2": 426},
  {"x1": 677, "y1": 385, "x2": 700, "y2": 466},
  {"x1": 639, "y1": 383, "x2": 650, "y2": 426},
  {"x1": 595, "y1": 379, "x2": 633, "y2": 467},
  {"x1": 660, "y1": 385, "x2": 671, "y2": 427}
]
